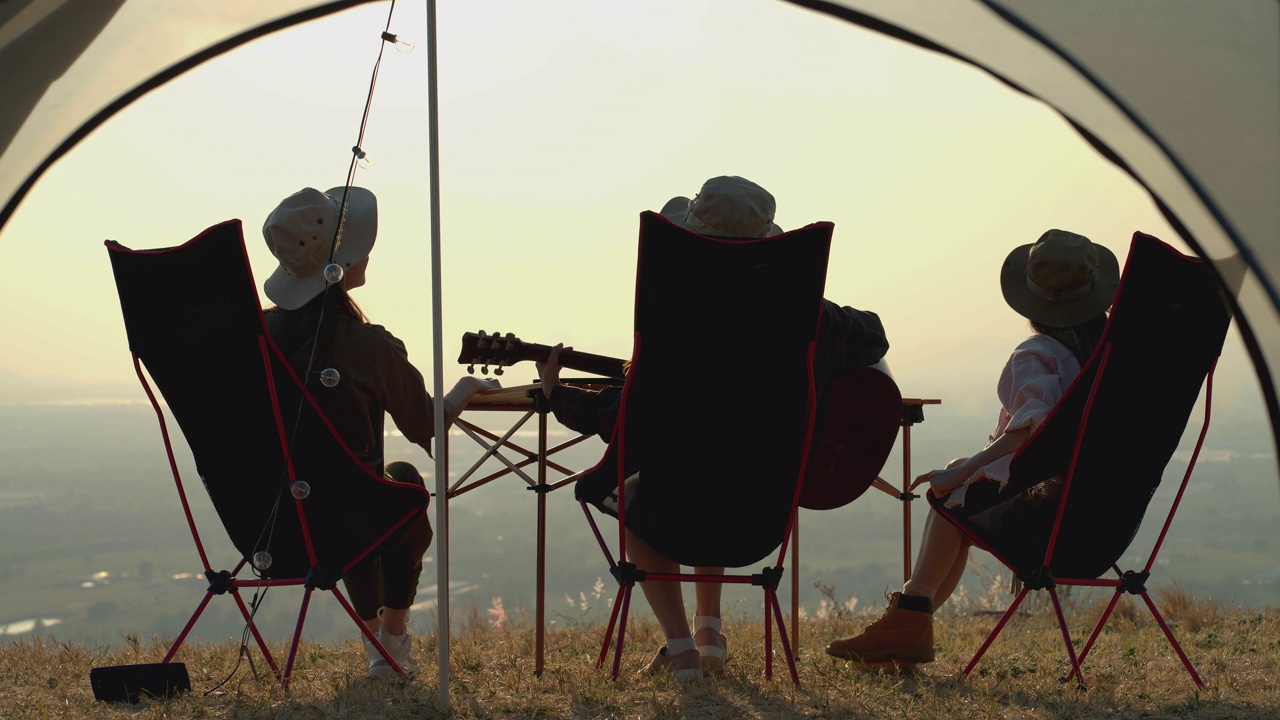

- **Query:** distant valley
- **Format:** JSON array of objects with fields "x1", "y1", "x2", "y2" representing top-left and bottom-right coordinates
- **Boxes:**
[{"x1": 0, "y1": 401, "x2": 1275, "y2": 647}]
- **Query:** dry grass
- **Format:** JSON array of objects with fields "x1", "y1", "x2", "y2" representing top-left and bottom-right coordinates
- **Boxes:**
[{"x1": 3, "y1": 591, "x2": 1278, "y2": 719}]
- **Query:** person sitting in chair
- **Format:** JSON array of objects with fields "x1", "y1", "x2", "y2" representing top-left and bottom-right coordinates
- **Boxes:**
[
  {"x1": 537, "y1": 175, "x2": 889, "y2": 680},
  {"x1": 261, "y1": 186, "x2": 496, "y2": 678},
  {"x1": 825, "y1": 228, "x2": 1117, "y2": 667}
]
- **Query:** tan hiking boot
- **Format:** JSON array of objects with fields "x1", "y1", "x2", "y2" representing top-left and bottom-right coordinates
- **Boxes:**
[
  {"x1": 825, "y1": 592, "x2": 934, "y2": 665},
  {"x1": 641, "y1": 645, "x2": 703, "y2": 681}
]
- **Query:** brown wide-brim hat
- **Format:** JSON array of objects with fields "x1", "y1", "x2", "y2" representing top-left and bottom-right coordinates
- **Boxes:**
[
  {"x1": 263, "y1": 186, "x2": 377, "y2": 310},
  {"x1": 1000, "y1": 229, "x2": 1120, "y2": 327}
]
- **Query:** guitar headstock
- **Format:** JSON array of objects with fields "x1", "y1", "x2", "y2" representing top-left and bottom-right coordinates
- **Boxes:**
[{"x1": 457, "y1": 330, "x2": 527, "y2": 376}]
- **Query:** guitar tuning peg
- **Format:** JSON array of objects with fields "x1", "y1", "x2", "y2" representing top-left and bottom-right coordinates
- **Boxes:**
[
  {"x1": 477, "y1": 338, "x2": 488, "y2": 349},
  {"x1": 466, "y1": 364, "x2": 475, "y2": 375},
  {"x1": 480, "y1": 365, "x2": 489, "y2": 375},
  {"x1": 505, "y1": 332, "x2": 515, "y2": 339},
  {"x1": 494, "y1": 367, "x2": 504, "y2": 376}
]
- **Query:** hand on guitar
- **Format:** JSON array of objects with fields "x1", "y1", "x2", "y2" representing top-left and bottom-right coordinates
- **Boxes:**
[{"x1": 535, "y1": 343, "x2": 570, "y2": 399}]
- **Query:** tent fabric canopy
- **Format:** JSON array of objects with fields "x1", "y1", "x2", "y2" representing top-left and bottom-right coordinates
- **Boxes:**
[
  {"x1": 0, "y1": 0, "x2": 1276, "y2": 703},
  {"x1": 0, "y1": 0, "x2": 380, "y2": 231}
]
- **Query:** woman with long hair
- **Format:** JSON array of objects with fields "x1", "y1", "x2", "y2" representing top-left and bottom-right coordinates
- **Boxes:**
[{"x1": 261, "y1": 186, "x2": 495, "y2": 678}]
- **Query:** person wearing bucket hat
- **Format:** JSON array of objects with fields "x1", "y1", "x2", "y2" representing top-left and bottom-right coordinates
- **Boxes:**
[
  {"x1": 658, "y1": 175, "x2": 784, "y2": 239},
  {"x1": 536, "y1": 176, "x2": 891, "y2": 679},
  {"x1": 261, "y1": 185, "x2": 498, "y2": 678},
  {"x1": 826, "y1": 228, "x2": 1119, "y2": 668}
]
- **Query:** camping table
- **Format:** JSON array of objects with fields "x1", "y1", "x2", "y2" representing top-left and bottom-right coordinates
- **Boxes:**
[
  {"x1": 454, "y1": 383, "x2": 940, "y2": 671},
  {"x1": 449, "y1": 381, "x2": 606, "y2": 676}
]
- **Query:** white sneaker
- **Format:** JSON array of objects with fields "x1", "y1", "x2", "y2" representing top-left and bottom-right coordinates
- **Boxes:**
[{"x1": 365, "y1": 632, "x2": 418, "y2": 679}]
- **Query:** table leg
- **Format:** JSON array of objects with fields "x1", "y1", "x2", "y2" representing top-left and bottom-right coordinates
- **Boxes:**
[
  {"x1": 535, "y1": 411, "x2": 547, "y2": 676},
  {"x1": 902, "y1": 425, "x2": 913, "y2": 584}
]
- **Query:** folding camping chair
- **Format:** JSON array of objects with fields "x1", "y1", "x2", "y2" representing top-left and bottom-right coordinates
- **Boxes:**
[
  {"x1": 580, "y1": 211, "x2": 832, "y2": 684},
  {"x1": 105, "y1": 220, "x2": 430, "y2": 687},
  {"x1": 933, "y1": 232, "x2": 1232, "y2": 688}
]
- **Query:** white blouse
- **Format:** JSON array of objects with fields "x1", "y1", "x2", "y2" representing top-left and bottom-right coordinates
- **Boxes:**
[{"x1": 945, "y1": 334, "x2": 1083, "y2": 508}]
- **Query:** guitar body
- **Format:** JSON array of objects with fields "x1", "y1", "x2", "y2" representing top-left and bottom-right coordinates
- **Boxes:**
[{"x1": 799, "y1": 362, "x2": 902, "y2": 510}]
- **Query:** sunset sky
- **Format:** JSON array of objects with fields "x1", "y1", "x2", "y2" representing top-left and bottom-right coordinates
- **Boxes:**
[{"x1": 0, "y1": 0, "x2": 1267, "y2": 431}]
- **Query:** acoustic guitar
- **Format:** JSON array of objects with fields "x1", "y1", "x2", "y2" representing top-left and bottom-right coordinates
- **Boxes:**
[
  {"x1": 457, "y1": 330, "x2": 901, "y2": 510},
  {"x1": 458, "y1": 331, "x2": 626, "y2": 380}
]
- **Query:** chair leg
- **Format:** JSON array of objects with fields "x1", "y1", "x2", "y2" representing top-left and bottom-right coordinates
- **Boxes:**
[
  {"x1": 1048, "y1": 588, "x2": 1086, "y2": 688},
  {"x1": 963, "y1": 586, "x2": 1030, "y2": 677},
  {"x1": 162, "y1": 585, "x2": 284, "y2": 679},
  {"x1": 764, "y1": 591, "x2": 774, "y2": 680},
  {"x1": 611, "y1": 584, "x2": 634, "y2": 681},
  {"x1": 1065, "y1": 589, "x2": 1123, "y2": 684},
  {"x1": 162, "y1": 590, "x2": 215, "y2": 664},
  {"x1": 598, "y1": 584, "x2": 625, "y2": 668},
  {"x1": 767, "y1": 590, "x2": 801, "y2": 685},
  {"x1": 1140, "y1": 591, "x2": 1205, "y2": 688},
  {"x1": 281, "y1": 587, "x2": 315, "y2": 689}
]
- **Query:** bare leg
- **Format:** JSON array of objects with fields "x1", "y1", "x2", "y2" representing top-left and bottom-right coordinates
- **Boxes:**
[
  {"x1": 903, "y1": 508, "x2": 969, "y2": 605},
  {"x1": 626, "y1": 529, "x2": 691, "y2": 640},
  {"x1": 361, "y1": 608, "x2": 411, "y2": 636},
  {"x1": 932, "y1": 540, "x2": 972, "y2": 610},
  {"x1": 380, "y1": 607, "x2": 409, "y2": 636},
  {"x1": 362, "y1": 607, "x2": 408, "y2": 636},
  {"x1": 693, "y1": 567, "x2": 723, "y2": 618}
]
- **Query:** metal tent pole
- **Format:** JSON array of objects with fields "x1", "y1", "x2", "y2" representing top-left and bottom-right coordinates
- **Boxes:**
[{"x1": 424, "y1": 0, "x2": 449, "y2": 708}]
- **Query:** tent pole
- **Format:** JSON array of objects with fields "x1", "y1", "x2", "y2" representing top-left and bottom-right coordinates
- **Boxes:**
[{"x1": 425, "y1": 0, "x2": 450, "y2": 708}]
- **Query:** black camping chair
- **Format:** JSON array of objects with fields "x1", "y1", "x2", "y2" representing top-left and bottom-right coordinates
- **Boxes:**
[
  {"x1": 105, "y1": 220, "x2": 430, "y2": 687},
  {"x1": 580, "y1": 211, "x2": 832, "y2": 683},
  {"x1": 932, "y1": 232, "x2": 1232, "y2": 688}
]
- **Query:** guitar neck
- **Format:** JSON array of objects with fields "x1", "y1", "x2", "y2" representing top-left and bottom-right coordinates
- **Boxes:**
[
  {"x1": 458, "y1": 330, "x2": 628, "y2": 379},
  {"x1": 523, "y1": 342, "x2": 627, "y2": 379}
]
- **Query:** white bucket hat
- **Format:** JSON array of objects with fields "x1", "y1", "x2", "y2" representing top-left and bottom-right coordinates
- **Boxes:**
[
  {"x1": 660, "y1": 176, "x2": 783, "y2": 239},
  {"x1": 1000, "y1": 228, "x2": 1120, "y2": 327},
  {"x1": 262, "y1": 186, "x2": 377, "y2": 310}
]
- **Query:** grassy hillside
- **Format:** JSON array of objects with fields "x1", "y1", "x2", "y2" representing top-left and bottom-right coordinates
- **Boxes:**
[{"x1": 3, "y1": 588, "x2": 1277, "y2": 719}]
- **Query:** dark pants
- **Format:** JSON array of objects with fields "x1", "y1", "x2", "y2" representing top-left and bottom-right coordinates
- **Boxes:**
[{"x1": 342, "y1": 460, "x2": 434, "y2": 621}]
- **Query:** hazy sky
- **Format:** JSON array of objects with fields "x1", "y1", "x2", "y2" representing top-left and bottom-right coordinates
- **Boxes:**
[{"x1": 0, "y1": 0, "x2": 1267, "y2": 428}]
